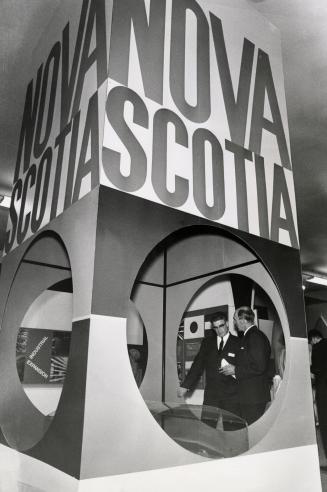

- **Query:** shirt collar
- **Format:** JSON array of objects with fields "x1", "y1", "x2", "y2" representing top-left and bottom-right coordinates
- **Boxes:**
[
  {"x1": 244, "y1": 324, "x2": 255, "y2": 336},
  {"x1": 217, "y1": 332, "x2": 230, "y2": 345}
]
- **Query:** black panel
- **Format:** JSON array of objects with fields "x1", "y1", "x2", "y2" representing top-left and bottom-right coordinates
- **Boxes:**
[
  {"x1": 48, "y1": 278, "x2": 73, "y2": 293},
  {"x1": 93, "y1": 187, "x2": 306, "y2": 338},
  {"x1": 230, "y1": 275, "x2": 253, "y2": 308}
]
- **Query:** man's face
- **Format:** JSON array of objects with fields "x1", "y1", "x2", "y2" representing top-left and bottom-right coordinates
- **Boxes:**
[
  {"x1": 310, "y1": 336, "x2": 320, "y2": 346},
  {"x1": 233, "y1": 312, "x2": 244, "y2": 332},
  {"x1": 212, "y1": 319, "x2": 229, "y2": 337}
]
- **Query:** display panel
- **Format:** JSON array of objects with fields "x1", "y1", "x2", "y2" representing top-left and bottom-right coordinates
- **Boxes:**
[{"x1": 17, "y1": 327, "x2": 71, "y2": 385}]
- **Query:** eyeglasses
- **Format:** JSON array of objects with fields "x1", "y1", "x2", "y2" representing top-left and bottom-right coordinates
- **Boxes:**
[{"x1": 213, "y1": 322, "x2": 226, "y2": 328}]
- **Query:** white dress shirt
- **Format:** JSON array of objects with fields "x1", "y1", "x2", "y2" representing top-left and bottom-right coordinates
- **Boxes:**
[{"x1": 217, "y1": 332, "x2": 230, "y2": 351}]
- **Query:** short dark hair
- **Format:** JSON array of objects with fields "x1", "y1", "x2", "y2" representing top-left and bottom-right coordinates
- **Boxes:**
[
  {"x1": 211, "y1": 312, "x2": 227, "y2": 323},
  {"x1": 308, "y1": 329, "x2": 323, "y2": 342},
  {"x1": 237, "y1": 306, "x2": 255, "y2": 324}
]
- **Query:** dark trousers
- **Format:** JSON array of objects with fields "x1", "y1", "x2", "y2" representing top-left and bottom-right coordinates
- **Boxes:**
[
  {"x1": 240, "y1": 402, "x2": 267, "y2": 425},
  {"x1": 201, "y1": 398, "x2": 242, "y2": 430},
  {"x1": 316, "y1": 383, "x2": 327, "y2": 455}
]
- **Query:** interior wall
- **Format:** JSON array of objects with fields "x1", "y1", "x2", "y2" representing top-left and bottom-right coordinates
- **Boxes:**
[
  {"x1": 22, "y1": 291, "x2": 73, "y2": 331},
  {"x1": 187, "y1": 279, "x2": 236, "y2": 333},
  {"x1": 23, "y1": 386, "x2": 63, "y2": 416},
  {"x1": 166, "y1": 234, "x2": 255, "y2": 285}
]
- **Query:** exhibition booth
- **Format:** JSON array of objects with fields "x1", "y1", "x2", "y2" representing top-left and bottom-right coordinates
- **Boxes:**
[{"x1": 0, "y1": 0, "x2": 321, "y2": 490}]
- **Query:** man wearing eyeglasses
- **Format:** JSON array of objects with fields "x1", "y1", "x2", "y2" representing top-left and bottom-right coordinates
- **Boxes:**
[{"x1": 177, "y1": 312, "x2": 241, "y2": 428}]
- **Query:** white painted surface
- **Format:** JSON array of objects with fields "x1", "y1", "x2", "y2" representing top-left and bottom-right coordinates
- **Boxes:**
[
  {"x1": 101, "y1": 0, "x2": 298, "y2": 248},
  {"x1": 79, "y1": 445, "x2": 322, "y2": 492},
  {"x1": 80, "y1": 315, "x2": 205, "y2": 479},
  {"x1": 0, "y1": 443, "x2": 321, "y2": 492},
  {"x1": 22, "y1": 291, "x2": 72, "y2": 332},
  {"x1": 23, "y1": 386, "x2": 62, "y2": 416},
  {"x1": 126, "y1": 301, "x2": 144, "y2": 345}
]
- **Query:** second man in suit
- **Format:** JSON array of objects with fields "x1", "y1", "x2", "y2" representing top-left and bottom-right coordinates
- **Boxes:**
[{"x1": 220, "y1": 306, "x2": 271, "y2": 425}]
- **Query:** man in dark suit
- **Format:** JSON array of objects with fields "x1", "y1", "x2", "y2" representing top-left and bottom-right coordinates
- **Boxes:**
[
  {"x1": 220, "y1": 306, "x2": 271, "y2": 425},
  {"x1": 309, "y1": 328, "x2": 327, "y2": 457},
  {"x1": 177, "y1": 312, "x2": 241, "y2": 429}
]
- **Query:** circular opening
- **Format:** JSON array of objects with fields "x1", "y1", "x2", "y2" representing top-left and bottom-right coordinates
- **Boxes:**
[
  {"x1": 1, "y1": 233, "x2": 73, "y2": 450},
  {"x1": 130, "y1": 227, "x2": 288, "y2": 459}
]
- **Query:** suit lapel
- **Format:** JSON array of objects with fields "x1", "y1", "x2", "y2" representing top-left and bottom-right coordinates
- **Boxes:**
[{"x1": 222, "y1": 335, "x2": 230, "y2": 353}]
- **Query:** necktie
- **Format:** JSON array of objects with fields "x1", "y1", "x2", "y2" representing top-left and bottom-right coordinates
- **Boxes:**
[{"x1": 218, "y1": 337, "x2": 224, "y2": 352}]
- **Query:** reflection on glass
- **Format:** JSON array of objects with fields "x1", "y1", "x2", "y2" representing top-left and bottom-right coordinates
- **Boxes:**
[{"x1": 147, "y1": 401, "x2": 248, "y2": 459}]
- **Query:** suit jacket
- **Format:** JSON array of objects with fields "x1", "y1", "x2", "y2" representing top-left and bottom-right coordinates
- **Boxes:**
[
  {"x1": 235, "y1": 326, "x2": 271, "y2": 405},
  {"x1": 181, "y1": 332, "x2": 241, "y2": 405},
  {"x1": 311, "y1": 339, "x2": 327, "y2": 436},
  {"x1": 311, "y1": 338, "x2": 327, "y2": 387}
]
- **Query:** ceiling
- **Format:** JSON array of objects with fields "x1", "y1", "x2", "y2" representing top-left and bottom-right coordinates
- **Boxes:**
[{"x1": 1, "y1": 0, "x2": 327, "y2": 279}]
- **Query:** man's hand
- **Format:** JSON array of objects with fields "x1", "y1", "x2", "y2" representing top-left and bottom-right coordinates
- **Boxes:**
[
  {"x1": 177, "y1": 387, "x2": 188, "y2": 398},
  {"x1": 219, "y1": 363, "x2": 235, "y2": 376}
]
